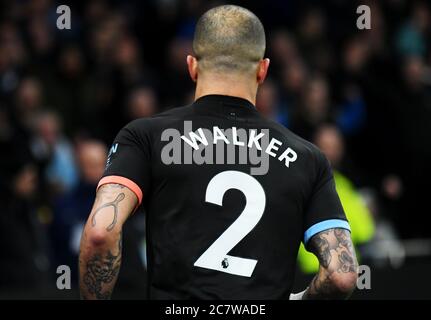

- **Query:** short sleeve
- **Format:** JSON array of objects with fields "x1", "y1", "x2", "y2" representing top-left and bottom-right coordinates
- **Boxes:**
[
  {"x1": 303, "y1": 151, "x2": 350, "y2": 248},
  {"x1": 97, "y1": 120, "x2": 152, "y2": 207}
]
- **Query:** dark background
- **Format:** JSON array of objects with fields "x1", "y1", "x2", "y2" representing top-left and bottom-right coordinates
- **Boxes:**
[{"x1": 0, "y1": 0, "x2": 430, "y2": 299}]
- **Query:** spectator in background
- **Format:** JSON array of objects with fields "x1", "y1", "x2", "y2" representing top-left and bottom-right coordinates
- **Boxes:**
[
  {"x1": 335, "y1": 85, "x2": 366, "y2": 136},
  {"x1": 114, "y1": 35, "x2": 148, "y2": 87},
  {"x1": 256, "y1": 79, "x2": 289, "y2": 127},
  {"x1": 0, "y1": 143, "x2": 51, "y2": 296},
  {"x1": 395, "y1": 55, "x2": 431, "y2": 238},
  {"x1": 290, "y1": 75, "x2": 331, "y2": 140},
  {"x1": 27, "y1": 11, "x2": 56, "y2": 67},
  {"x1": 31, "y1": 110, "x2": 78, "y2": 195},
  {"x1": 42, "y1": 45, "x2": 93, "y2": 136},
  {"x1": 0, "y1": 21, "x2": 26, "y2": 101},
  {"x1": 83, "y1": 12, "x2": 129, "y2": 141},
  {"x1": 396, "y1": 2, "x2": 430, "y2": 57},
  {"x1": 297, "y1": 7, "x2": 333, "y2": 73},
  {"x1": 333, "y1": 35, "x2": 370, "y2": 137},
  {"x1": 51, "y1": 140, "x2": 107, "y2": 271},
  {"x1": 12, "y1": 77, "x2": 44, "y2": 134},
  {"x1": 268, "y1": 30, "x2": 299, "y2": 78},
  {"x1": 161, "y1": 37, "x2": 194, "y2": 107},
  {"x1": 126, "y1": 86, "x2": 157, "y2": 121},
  {"x1": 279, "y1": 58, "x2": 307, "y2": 109}
]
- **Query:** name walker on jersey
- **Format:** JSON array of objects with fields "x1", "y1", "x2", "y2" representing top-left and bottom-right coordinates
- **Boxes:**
[{"x1": 161, "y1": 121, "x2": 298, "y2": 176}]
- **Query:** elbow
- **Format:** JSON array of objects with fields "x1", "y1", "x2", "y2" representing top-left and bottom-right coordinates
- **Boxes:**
[
  {"x1": 86, "y1": 229, "x2": 111, "y2": 248},
  {"x1": 330, "y1": 270, "x2": 358, "y2": 295},
  {"x1": 81, "y1": 220, "x2": 122, "y2": 251}
]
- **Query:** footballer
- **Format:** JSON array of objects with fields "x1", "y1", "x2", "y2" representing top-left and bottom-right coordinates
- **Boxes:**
[{"x1": 79, "y1": 5, "x2": 358, "y2": 300}]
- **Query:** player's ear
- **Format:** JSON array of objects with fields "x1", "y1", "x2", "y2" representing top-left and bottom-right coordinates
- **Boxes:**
[
  {"x1": 257, "y1": 58, "x2": 270, "y2": 84},
  {"x1": 187, "y1": 55, "x2": 198, "y2": 82}
]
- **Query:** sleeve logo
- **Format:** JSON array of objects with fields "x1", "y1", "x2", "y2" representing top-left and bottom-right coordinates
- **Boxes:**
[{"x1": 106, "y1": 143, "x2": 118, "y2": 169}]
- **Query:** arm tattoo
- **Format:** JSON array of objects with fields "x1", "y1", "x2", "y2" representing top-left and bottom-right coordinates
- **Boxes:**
[
  {"x1": 338, "y1": 251, "x2": 356, "y2": 273},
  {"x1": 333, "y1": 229, "x2": 356, "y2": 273},
  {"x1": 309, "y1": 228, "x2": 356, "y2": 272},
  {"x1": 304, "y1": 228, "x2": 358, "y2": 299},
  {"x1": 312, "y1": 231, "x2": 331, "y2": 268},
  {"x1": 82, "y1": 234, "x2": 122, "y2": 299},
  {"x1": 92, "y1": 192, "x2": 125, "y2": 231},
  {"x1": 311, "y1": 274, "x2": 333, "y2": 296}
]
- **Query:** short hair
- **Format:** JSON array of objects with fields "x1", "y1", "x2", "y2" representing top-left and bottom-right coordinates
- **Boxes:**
[{"x1": 193, "y1": 5, "x2": 266, "y2": 73}]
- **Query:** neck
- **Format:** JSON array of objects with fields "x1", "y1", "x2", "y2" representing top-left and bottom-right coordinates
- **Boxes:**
[{"x1": 194, "y1": 73, "x2": 258, "y2": 105}]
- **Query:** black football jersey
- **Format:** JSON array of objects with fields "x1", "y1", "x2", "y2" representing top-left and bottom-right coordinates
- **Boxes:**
[{"x1": 99, "y1": 94, "x2": 350, "y2": 299}]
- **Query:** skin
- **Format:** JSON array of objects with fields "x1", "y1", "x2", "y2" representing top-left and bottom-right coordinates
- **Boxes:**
[
  {"x1": 79, "y1": 184, "x2": 136, "y2": 299},
  {"x1": 79, "y1": 51, "x2": 358, "y2": 300},
  {"x1": 303, "y1": 228, "x2": 358, "y2": 299},
  {"x1": 186, "y1": 54, "x2": 270, "y2": 105}
]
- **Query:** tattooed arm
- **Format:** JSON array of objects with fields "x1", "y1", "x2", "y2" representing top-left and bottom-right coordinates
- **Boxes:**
[
  {"x1": 302, "y1": 228, "x2": 358, "y2": 300},
  {"x1": 79, "y1": 183, "x2": 137, "y2": 300}
]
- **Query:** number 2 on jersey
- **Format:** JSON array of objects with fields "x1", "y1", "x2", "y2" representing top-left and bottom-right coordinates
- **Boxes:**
[{"x1": 194, "y1": 170, "x2": 266, "y2": 277}]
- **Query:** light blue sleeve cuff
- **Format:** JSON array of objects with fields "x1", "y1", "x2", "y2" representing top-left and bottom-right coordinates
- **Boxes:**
[{"x1": 303, "y1": 219, "x2": 351, "y2": 245}]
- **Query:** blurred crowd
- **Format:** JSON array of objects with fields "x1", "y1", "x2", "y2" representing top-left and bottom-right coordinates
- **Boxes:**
[{"x1": 1, "y1": 0, "x2": 431, "y2": 297}]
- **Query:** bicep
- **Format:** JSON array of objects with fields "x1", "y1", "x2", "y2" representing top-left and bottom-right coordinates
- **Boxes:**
[
  {"x1": 308, "y1": 228, "x2": 357, "y2": 273},
  {"x1": 89, "y1": 183, "x2": 138, "y2": 232}
]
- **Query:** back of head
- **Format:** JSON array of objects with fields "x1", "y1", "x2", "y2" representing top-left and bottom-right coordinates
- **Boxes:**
[{"x1": 193, "y1": 5, "x2": 266, "y2": 74}]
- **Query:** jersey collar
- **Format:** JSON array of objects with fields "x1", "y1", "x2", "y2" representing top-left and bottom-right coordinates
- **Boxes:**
[{"x1": 193, "y1": 94, "x2": 257, "y2": 112}]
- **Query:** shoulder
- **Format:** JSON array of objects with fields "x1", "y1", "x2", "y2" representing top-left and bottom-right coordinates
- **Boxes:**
[
  {"x1": 264, "y1": 117, "x2": 324, "y2": 160},
  {"x1": 124, "y1": 105, "x2": 194, "y2": 131},
  {"x1": 113, "y1": 105, "x2": 194, "y2": 150},
  {"x1": 259, "y1": 118, "x2": 329, "y2": 181},
  {"x1": 152, "y1": 104, "x2": 195, "y2": 119}
]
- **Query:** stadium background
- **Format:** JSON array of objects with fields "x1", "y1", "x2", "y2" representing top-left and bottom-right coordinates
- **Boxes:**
[{"x1": 0, "y1": 0, "x2": 430, "y2": 299}]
